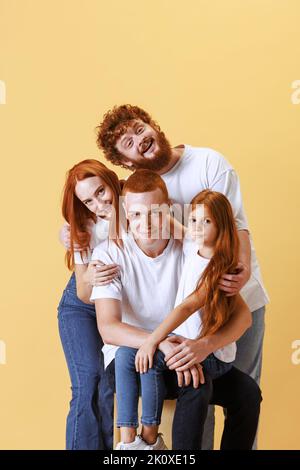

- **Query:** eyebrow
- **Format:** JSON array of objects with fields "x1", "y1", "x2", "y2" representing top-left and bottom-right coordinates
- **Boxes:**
[
  {"x1": 133, "y1": 121, "x2": 142, "y2": 132},
  {"x1": 120, "y1": 134, "x2": 129, "y2": 146},
  {"x1": 120, "y1": 122, "x2": 143, "y2": 147},
  {"x1": 82, "y1": 185, "x2": 103, "y2": 204}
]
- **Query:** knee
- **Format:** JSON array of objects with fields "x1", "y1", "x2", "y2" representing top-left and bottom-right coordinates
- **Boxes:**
[
  {"x1": 115, "y1": 346, "x2": 137, "y2": 366},
  {"x1": 238, "y1": 379, "x2": 262, "y2": 412},
  {"x1": 153, "y1": 350, "x2": 166, "y2": 369},
  {"x1": 182, "y1": 379, "x2": 213, "y2": 406},
  {"x1": 71, "y1": 374, "x2": 100, "y2": 400},
  {"x1": 248, "y1": 381, "x2": 263, "y2": 409}
]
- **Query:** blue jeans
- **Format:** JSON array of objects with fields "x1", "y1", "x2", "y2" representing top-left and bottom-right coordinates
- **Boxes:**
[
  {"x1": 201, "y1": 306, "x2": 266, "y2": 450},
  {"x1": 114, "y1": 346, "x2": 261, "y2": 449},
  {"x1": 57, "y1": 273, "x2": 114, "y2": 449},
  {"x1": 115, "y1": 348, "x2": 232, "y2": 428},
  {"x1": 115, "y1": 347, "x2": 167, "y2": 427}
]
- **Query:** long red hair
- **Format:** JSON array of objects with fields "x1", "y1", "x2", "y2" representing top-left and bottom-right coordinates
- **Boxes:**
[
  {"x1": 62, "y1": 159, "x2": 122, "y2": 270},
  {"x1": 191, "y1": 190, "x2": 240, "y2": 337}
]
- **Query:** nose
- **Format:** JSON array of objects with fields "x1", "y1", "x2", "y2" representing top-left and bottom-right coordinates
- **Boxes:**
[
  {"x1": 95, "y1": 199, "x2": 105, "y2": 212},
  {"x1": 140, "y1": 213, "x2": 152, "y2": 232},
  {"x1": 137, "y1": 135, "x2": 145, "y2": 152}
]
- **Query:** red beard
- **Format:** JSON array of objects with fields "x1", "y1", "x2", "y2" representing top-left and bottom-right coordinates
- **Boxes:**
[{"x1": 134, "y1": 130, "x2": 172, "y2": 172}]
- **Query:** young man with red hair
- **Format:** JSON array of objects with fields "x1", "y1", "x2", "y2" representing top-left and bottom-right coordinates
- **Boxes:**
[
  {"x1": 96, "y1": 105, "x2": 269, "y2": 449},
  {"x1": 91, "y1": 169, "x2": 261, "y2": 450}
]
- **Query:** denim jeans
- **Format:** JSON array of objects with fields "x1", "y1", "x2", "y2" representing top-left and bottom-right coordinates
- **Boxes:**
[
  {"x1": 115, "y1": 347, "x2": 167, "y2": 427},
  {"x1": 113, "y1": 346, "x2": 261, "y2": 449},
  {"x1": 57, "y1": 273, "x2": 114, "y2": 449},
  {"x1": 201, "y1": 306, "x2": 266, "y2": 450},
  {"x1": 115, "y1": 348, "x2": 232, "y2": 427},
  {"x1": 202, "y1": 353, "x2": 233, "y2": 380}
]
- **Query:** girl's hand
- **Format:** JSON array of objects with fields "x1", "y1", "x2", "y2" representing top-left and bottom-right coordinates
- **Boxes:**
[
  {"x1": 135, "y1": 341, "x2": 157, "y2": 374},
  {"x1": 59, "y1": 222, "x2": 83, "y2": 252},
  {"x1": 83, "y1": 260, "x2": 120, "y2": 287}
]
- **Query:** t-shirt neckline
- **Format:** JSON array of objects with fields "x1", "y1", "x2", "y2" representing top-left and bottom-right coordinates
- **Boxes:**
[
  {"x1": 161, "y1": 144, "x2": 190, "y2": 178},
  {"x1": 128, "y1": 232, "x2": 174, "y2": 262}
]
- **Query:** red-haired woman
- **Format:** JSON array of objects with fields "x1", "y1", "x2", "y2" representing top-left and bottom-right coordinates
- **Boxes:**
[
  {"x1": 57, "y1": 159, "x2": 122, "y2": 450},
  {"x1": 116, "y1": 190, "x2": 262, "y2": 450}
]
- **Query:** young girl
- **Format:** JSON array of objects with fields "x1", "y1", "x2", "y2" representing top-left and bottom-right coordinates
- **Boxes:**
[
  {"x1": 57, "y1": 159, "x2": 123, "y2": 450},
  {"x1": 115, "y1": 189, "x2": 261, "y2": 450}
]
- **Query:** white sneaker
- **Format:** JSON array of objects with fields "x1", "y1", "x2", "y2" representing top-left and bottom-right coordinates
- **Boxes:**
[
  {"x1": 115, "y1": 435, "x2": 149, "y2": 450},
  {"x1": 145, "y1": 434, "x2": 168, "y2": 450}
]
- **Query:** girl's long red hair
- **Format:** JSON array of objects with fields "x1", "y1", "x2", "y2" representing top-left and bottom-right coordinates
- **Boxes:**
[
  {"x1": 192, "y1": 190, "x2": 240, "y2": 338},
  {"x1": 62, "y1": 159, "x2": 122, "y2": 270}
]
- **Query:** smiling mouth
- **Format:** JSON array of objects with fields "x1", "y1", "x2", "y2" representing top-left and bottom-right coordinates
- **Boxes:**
[
  {"x1": 141, "y1": 138, "x2": 154, "y2": 156},
  {"x1": 98, "y1": 204, "x2": 112, "y2": 216}
]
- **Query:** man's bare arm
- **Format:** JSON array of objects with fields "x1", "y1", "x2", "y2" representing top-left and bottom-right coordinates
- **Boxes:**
[{"x1": 95, "y1": 298, "x2": 151, "y2": 348}]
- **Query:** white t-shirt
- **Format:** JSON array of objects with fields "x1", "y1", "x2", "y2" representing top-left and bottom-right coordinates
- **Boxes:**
[
  {"x1": 161, "y1": 145, "x2": 270, "y2": 312},
  {"x1": 90, "y1": 233, "x2": 184, "y2": 368},
  {"x1": 73, "y1": 217, "x2": 110, "y2": 264},
  {"x1": 174, "y1": 240, "x2": 237, "y2": 363}
]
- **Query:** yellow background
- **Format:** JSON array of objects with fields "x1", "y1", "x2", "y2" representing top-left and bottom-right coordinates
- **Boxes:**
[{"x1": 0, "y1": 0, "x2": 299, "y2": 449}]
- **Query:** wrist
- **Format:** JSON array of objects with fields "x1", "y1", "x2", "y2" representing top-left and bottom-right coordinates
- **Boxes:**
[
  {"x1": 147, "y1": 331, "x2": 161, "y2": 346},
  {"x1": 239, "y1": 260, "x2": 250, "y2": 274},
  {"x1": 197, "y1": 335, "x2": 215, "y2": 356},
  {"x1": 147, "y1": 337, "x2": 158, "y2": 348}
]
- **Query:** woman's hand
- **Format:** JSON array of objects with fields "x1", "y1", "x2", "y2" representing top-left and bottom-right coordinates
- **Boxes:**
[
  {"x1": 164, "y1": 335, "x2": 211, "y2": 371},
  {"x1": 83, "y1": 260, "x2": 120, "y2": 287},
  {"x1": 219, "y1": 262, "x2": 250, "y2": 297},
  {"x1": 135, "y1": 341, "x2": 157, "y2": 373},
  {"x1": 159, "y1": 337, "x2": 205, "y2": 388}
]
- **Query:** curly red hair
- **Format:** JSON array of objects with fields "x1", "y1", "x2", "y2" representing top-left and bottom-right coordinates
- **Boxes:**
[{"x1": 96, "y1": 104, "x2": 161, "y2": 169}]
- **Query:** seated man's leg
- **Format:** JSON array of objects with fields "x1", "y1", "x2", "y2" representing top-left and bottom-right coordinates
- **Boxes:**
[
  {"x1": 172, "y1": 372, "x2": 213, "y2": 450},
  {"x1": 200, "y1": 405, "x2": 215, "y2": 450},
  {"x1": 98, "y1": 356, "x2": 115, "y2": 450},
  {"x1": 211, "y1": 366, "x2": 262, "y2": 449}
]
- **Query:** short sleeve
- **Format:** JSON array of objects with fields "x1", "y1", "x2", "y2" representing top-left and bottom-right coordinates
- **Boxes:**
[
  {"x1": 90, "y1": 245, "x2": 122, "y2": 301},
  {"x1": 74, "y1": 249, "x2": 91, "y2": 265}
]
